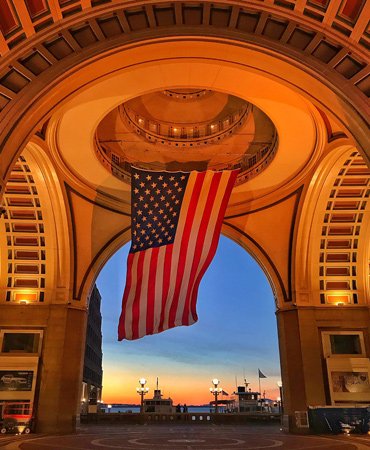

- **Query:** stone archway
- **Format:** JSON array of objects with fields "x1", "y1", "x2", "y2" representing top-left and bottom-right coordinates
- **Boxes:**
[{"x1": 0, "y1": 0, "x2": 369, "y2": 434}]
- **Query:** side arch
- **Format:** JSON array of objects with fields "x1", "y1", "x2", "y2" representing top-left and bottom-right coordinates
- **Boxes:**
[
  {"x1": 0, "y1": 140, "x2": 71, "y2": 305},
  {"x1": 295, "y1": 144, "x2": 370, "y2": 307}
]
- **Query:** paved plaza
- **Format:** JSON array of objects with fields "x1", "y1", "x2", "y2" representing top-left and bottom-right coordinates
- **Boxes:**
[{"x1": 0, "y1": 424, "x2": 370, "y2": 450}]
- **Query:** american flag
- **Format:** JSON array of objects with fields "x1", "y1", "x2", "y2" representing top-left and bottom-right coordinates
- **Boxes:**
[{"x1": 118, "y1": 167, "x2": 238, "y2": 340}]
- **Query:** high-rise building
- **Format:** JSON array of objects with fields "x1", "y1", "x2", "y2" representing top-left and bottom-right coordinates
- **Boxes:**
[{"x1": 81, "y1": 285, "x2": 103, "y2": 414}]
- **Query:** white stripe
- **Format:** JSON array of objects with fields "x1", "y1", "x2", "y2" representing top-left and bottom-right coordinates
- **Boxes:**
[
  {"x1": 162, "y1": 172, "x2": 198, "y2": 330},
  {"x1": 124, "y1": 252, "x2": 140, "y2": 340},
  {"x1": 187, "y1": 171, "x2": 232, "y2": 323},
  {"x1": 152, "y1": 246, "x2": 166, "y2": 334},
  {"x1": 174, "y1": 171, "x2": 215, "y2": 325},
  {"x1": 137, "y1": 248, "x2": 152, "y2": 339}
]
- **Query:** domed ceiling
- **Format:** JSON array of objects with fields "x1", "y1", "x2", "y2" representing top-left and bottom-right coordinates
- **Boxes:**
[{"x1": 95, "y1": 88, "x2": 277, "y2": 184}]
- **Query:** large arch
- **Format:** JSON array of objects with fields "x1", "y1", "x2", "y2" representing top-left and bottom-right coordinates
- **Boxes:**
[{"x1": 0, "y1": 0, "x2": 369, "y2": 434}]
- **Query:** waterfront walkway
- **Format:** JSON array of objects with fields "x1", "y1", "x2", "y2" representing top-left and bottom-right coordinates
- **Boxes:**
[{"x1": 0, "y1": 423, "x2": 370, "y2": 449}]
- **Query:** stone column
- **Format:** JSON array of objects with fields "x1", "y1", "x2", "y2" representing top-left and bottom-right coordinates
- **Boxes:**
[
  {"x1": 36, "y1": 305, "x2": 87, "y2": 433},
  {"x1": 276, "y1": 308, "x2": 326, "y2": 433},
  {"x1": 276, "y1": 306, "x2": 370, "y2": 432}
]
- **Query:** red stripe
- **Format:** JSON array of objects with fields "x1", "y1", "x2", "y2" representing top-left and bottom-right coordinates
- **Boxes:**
[
  {"x1": 189, "y1": 171, "x2": 238, "y2": 321},
  {"x1": 182, "y1": 172, "x2": 222, "y2": 325},
  {"x1": 131, "y1": 251, "x2": 145, "y2": 340},
  {"x1": 146, "y1": 247, "x2": 159, "y2": 335},
  {"x1": 158, "y1": 244, "x2": 173, "y2": 333},
  {"x1": 168, "y1": 172, "x2": 206, "y2": 328},
  {"x1": 118, "y1": 253, "x2": 134, "y2": 341}
]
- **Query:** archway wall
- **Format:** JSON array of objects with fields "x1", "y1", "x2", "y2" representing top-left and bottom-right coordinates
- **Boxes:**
[
  {"x1": 0, "y1": 1, "x2": 368, "y2": 434},
  {"x1": 296, "y1": 145, "x2": 370, "y2": 308},
  {"x1": 0, "y1": 0, "x2": 369, "y2": 193},
  {"x1": 0, "y1": 140, "x2": 72, "y2": 306}
]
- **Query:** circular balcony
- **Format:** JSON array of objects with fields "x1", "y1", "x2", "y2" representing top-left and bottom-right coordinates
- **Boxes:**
[
  {"x1": 119, "y1": 102, "x2": 251, "y2": 148},
  {"x1": 94, "y1": 131, "x2": 278, "y2": 187}
]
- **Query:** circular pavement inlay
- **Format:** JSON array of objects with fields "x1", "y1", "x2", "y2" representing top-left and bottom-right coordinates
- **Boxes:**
[{"x1": 168, "y1": 439, "x2": 206, "y2": 442}]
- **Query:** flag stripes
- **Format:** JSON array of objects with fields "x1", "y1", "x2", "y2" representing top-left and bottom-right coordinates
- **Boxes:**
[{"x1": 118, "y1": 169, "x2": 238, "y2": 340}]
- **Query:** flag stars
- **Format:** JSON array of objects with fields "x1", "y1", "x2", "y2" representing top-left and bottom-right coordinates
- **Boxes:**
[{"x1": 130, "y1": 169, "x2": 189, "y2": 252}]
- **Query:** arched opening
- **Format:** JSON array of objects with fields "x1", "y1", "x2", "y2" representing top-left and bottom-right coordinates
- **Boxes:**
[{"x1": 95, "y1": 235, "x2": 280, "y2": 409}]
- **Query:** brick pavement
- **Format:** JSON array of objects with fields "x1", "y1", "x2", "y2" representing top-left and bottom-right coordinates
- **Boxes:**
[{"x1": 0, "y1": 423, "x2": 369, "y2": 449}]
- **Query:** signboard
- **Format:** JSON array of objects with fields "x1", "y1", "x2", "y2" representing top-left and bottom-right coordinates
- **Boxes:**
[
  {"x1": 0, "y1": 370, "x2": 33, "y2": 391},
  {"x1": 331, "y1": 371, "x2": 370, "y2": 393}
]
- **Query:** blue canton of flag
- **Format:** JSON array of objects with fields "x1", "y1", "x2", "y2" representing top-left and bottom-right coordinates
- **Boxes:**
[{"x1": 130, "y1": 171, "x2": 189, "y2": 252}]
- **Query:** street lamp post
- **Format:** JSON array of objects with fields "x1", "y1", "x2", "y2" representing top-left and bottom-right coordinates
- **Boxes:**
[
  {"x1": 276, "y1": 396, "x2": 281, "y2": 413},
  {"x1": 277, "y1": 381, "x2": 283, "y2": 426},
  {"x1": 136, "y1": 378, "x2": 149, "y2": 413},
  {"x1": 209, "y1": 378, "x2": 223, "y2": 413}
]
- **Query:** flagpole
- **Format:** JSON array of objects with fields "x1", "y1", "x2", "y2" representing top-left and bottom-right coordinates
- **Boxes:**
[{"x1": 258, "y1": 370, "x2": 261, "y2": 412}]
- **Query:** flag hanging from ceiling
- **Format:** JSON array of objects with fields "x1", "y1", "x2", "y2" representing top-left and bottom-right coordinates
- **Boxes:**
[{"x1": 118, "y1": 167, "x2": 238, "y2": 341}]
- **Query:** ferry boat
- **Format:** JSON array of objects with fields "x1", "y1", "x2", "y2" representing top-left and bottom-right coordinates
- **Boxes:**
[{"x1": 143, "y1": 387, "x2": 175, "y2": 413}]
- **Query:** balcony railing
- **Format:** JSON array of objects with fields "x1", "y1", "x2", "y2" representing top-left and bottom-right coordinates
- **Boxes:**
[{"x1": 119, "y1": 102, "x2": 251, "y2": 148}]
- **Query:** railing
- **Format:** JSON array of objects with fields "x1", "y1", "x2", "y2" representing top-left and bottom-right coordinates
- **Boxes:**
[
  {"x1": 119, "y1": 102, "x2": 251, "y2": 148},
  {"x1": 81, "y1": 412, "x2": 281, "y2": 424},
  {"x1": 95, "y1": 130, "x2": 278, "y2": 186}
]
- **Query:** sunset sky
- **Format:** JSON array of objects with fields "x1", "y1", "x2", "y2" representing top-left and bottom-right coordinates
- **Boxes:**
[{"x1": 97, "y1": 235, "x2": 281, "y2": 405}]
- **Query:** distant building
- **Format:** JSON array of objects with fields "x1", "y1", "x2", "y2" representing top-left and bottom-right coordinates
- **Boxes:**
[{"x1": 81, "y1": 285, "x2": 103, "y2": 414}]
